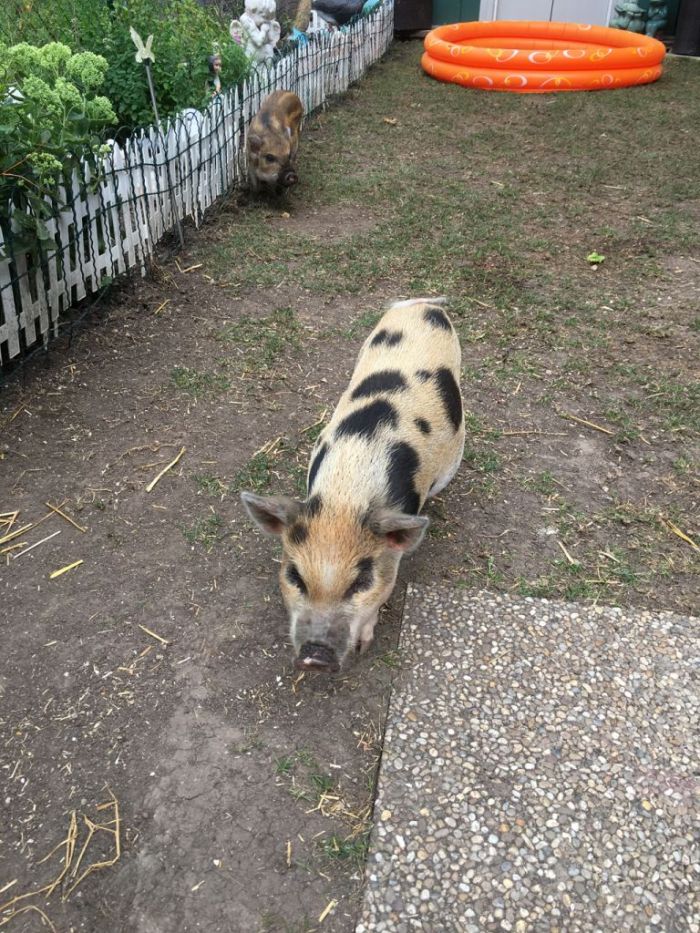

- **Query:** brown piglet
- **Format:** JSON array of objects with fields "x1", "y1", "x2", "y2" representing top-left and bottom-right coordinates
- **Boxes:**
[{"x1": 246, "y1": 90, "x2": 303, "y2": 193}]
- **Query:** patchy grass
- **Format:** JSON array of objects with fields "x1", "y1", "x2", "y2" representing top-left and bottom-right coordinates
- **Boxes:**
[
  {"x1": 193, "y1": 473, "x2": 228, "y2": 498},
  {"x1": 181, "y1": 513, "x2": 224, "y2": 551},
  {"x1": 217, "y1": 306, "x2": 302, "y2": 373},
  {"x1": 232, "y1": 452, "x2": 273, "y2": 493},
  {"x1": 320, "y1": 832, "x2": 369, "y2": 867},
  {"x1": 170, "y1": 366, "x2": 230, "y2": 397}
]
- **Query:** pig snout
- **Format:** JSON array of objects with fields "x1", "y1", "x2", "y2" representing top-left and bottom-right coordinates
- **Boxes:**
[
  {"x1": 281, "y1": 169, "x2": 298, "y2": 187},
  {"x1": 295, "y1": 642, "x2": 340, "y2": 674}
]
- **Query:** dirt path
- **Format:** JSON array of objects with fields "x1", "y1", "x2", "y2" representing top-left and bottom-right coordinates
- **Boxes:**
[{"x1": 1, "y1": 41, "x2": 698, "y2": 933}]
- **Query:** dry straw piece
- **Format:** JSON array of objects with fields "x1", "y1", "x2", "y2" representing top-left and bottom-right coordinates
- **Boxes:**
[
  {"x1": 559, "y1": 411, "x2": 615, "y2": 436},
  {"x1": 49, "y1": 559, "x2": 83, "y2": 580},
  {"x1": 0, "y1": 790, "x2": 120, "y2": 929},
  {"x1": 145, "y1": 446, "x2": 186, "y2": 492}
]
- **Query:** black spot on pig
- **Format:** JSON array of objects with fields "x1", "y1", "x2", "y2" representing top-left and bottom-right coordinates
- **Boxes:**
[
  {"x1": 351, "y1": 370, "x2": 407, "y2": 400},
  {"x1": 288, "y1": 522, "x2": 308, "y2": 545},
  {"x1": 415, "y1": 418, "x2": 431, "y2": 434},
  {"x1": 286, "y1": 563, "x2": 308, "y2": 594},
  {"x1": 336, "y1": 399, "x2": 398, "y2": 441},
  {"x1": 371, "y1": 329, "x2": 403, "y2": 348},
  {"x1": 424, "y1": 308, "x2": 452, "y2": 331},
  {"x1": 307, "y1": 443, "x2": 328, "y2": 493},
  {"x1": 344, "y1": 557, "x2": 374, "y2": 599},
  {"x1": 415, "y1": 369, "x2": 433, "y2": 382},
  {"x1": 434, "y1": 367, "x2": 463, "y2": 431},
  {"x1": 260, "y1": 110, "x2": 273, "y2": 129},
  {"x1": 387, "y1": 441, "x2": 420, "y2": 514},
  {"x1": 305, "y1": 494, "x2": 323, "y2": 518}
]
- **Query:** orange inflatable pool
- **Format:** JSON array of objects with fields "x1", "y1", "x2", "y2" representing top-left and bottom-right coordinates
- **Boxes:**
[{"x1": 422, "y1": 21, "x2": 666, "y2": 92}]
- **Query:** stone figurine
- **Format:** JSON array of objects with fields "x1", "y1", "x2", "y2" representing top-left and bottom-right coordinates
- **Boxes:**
[
  {"x1": 645, "y1": 0, "x2": 669, "y2": 36},
  {"x1": 230, "y1": 0, "x2": 281, "y2": 65},
  {"x1": 610, "y1": 1, "x2": 646, "y2": 32}
]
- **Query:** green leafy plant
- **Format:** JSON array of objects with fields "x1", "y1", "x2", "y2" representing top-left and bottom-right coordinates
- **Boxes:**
[
  {"x1": 0, "y1": 40, "x2": 117, "y2": 254},
  {"x1": 1, "y1": 0, "x2": 250, "y2": 129}
]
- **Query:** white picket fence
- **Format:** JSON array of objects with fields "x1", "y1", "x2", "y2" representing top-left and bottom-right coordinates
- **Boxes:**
[{"x1": 0, "y1": 0, "x2": 394, "y2": 370}]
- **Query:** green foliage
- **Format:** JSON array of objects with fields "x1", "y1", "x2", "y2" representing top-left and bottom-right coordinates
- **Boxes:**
[
  {"x1": 0, "y1": 0, "x2": 250, "y2": 128},
  {"x1": 0, "y1": 40, "x2": 117, "y2": 253}
]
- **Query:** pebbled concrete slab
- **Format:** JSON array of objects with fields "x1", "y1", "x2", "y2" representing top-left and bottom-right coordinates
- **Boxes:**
[{"x1": 357, "y1": 587, "x2": 699, "y2": 933}]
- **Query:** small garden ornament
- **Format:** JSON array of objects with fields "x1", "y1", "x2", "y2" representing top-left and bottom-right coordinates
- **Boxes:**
[
  {"x1": 129, "y1": 26, "x2": 184, "y2": 246},
  {"x1": 610, "y1": 1, "x2": 647, "y2": 32},
  {"x1": 207, "y1": 52, "x2": 223, "y2": 96},
  {"x1": 645, "y1": 0, "x2": 668, "y2": 36},
  {"x1": 230, "y1": 0, "x2": 281, "y2": 65}
]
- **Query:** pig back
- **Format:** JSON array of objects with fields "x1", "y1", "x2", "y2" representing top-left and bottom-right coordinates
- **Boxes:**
[{"x1": 307, "y1": 299, "x2": 464, "y2": 515}]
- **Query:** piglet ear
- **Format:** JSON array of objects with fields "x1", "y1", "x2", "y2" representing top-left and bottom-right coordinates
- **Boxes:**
[
  {"x1": 369, "y1": 508, "x2": 429, "y2": 553},
  {"x1": 247, "y1": 132, "x2": 263, "y2": 153},
  {"x1": 241, "y1": 492, "x2": 299, "y2": 536}
]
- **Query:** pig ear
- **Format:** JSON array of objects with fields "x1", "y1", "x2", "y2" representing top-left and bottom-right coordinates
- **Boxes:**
[
  {"x1": 241, "y1": 492, "x2": 299, "y2": 536},
  {"x1": 369, "y1": 509, "x2": 429, "y2": 553},
  {"x1": 248, "y1": 132, "x2": 263, "y2": 153}
]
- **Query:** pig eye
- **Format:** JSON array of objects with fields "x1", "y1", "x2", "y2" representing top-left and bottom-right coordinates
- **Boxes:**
[
  {"x1": 265, "y1": 154, "x2": 277, "y2": 163},
  {"x1": 286, "y1": 563, "x2": 307, "y2": 595},
  {"x1": 344, "y1": 557, "x2": 374, "y2": 600}
]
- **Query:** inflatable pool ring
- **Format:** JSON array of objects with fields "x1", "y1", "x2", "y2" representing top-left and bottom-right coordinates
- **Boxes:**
[{"x1": 422, "y1": 21, "x2": 666, "y2": 92}]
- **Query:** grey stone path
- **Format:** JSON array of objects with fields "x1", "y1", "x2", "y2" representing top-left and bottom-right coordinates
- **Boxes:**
[{"x1": 357, "y1": 587, "x2": 699, "y2": 933}]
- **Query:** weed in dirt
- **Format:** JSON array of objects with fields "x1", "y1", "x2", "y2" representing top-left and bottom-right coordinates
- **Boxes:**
[
  {"x1": 342, "y1": 308, "x2": 383, "y2": 338},
  {"x1": 320, "y1": 832, "x2": 368, "y2": 866},
  {"x1": 310, "y1": 771, "x2": 335, "y2": 795},
  {"x1": 194, "y1": 473, "x2": 228, "y2": 498},
  {"x1": 463, "y1": 411, "x2": 501, "y2": 441},
  {"x1": 371, "y1": 650, "x2": 401, "y2": 670},
  {"x1": 170, "y1": 365, "x2": 230, "y2": 397},
  {"x1": 182, "y1": 513, "x2": 224, "y2": 551},
  {"x1": 672, "y1": 456, "x2": 694, "y2": 477},
  {"x1": 275, "y1": 755, "x2": 296, "y2": 776},
  {"x1": 232, "y1": 452, "x2": 273, "y2": 493},
  {"x1": 217, "y1": 306, "x2": 302, "y2": 372},
  {"x1": 523, "y1": 470, "x2": 558, "y2": 497},
  {"x1": 463, "y1": 447, "x2": 501, "y2": 474}
]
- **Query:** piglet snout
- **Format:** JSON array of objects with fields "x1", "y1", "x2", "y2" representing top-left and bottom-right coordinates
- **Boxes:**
[
  {"x1": 281, "y1": 169, "x2": 298, "y2": 187},
  {"x1": 295, "y1": 642, "x2": 340, "y2": 674}
]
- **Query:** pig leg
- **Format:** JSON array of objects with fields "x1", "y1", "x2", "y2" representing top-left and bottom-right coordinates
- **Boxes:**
[{"x1": 358, "y1": 613, "x2": 379, "y2": 654}]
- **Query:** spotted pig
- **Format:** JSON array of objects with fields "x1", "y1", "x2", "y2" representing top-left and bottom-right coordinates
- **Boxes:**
[{"x1": 241, "y1": 297, "x2": 465, "y2": 673}]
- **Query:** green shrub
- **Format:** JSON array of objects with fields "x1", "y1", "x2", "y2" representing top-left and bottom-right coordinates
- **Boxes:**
[
  {"x1": 0, "y1": 0, "x2": 250, "y2": 128},
  {"x1": 0, "y1": 41, "x2": 117, "y2": 254}
]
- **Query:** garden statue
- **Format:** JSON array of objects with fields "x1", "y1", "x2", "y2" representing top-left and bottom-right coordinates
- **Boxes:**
[
  {"x1": 645, "y1": 0, "x2": 668, "y2": 36},
  {"x1": 230, "y1": 0, "x2": 281, "y2": 64},
  {"x1": 206, "y1": 52, "x2": 222, "y2": 96},
  {"x1": 610, "y1": 1, "x2": 646, "y2": 32}
]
